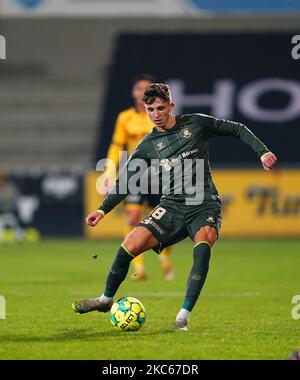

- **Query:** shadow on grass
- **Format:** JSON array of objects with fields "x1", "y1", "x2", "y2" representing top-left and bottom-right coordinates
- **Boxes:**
[{"x1": 1, "y1": 327, "x2": 173, "y2": 343}]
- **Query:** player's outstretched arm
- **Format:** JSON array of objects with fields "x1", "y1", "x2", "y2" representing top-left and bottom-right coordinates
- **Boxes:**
[
  {"x1": 85, "y1": 210, "x2": 105, "y2": 227},
  {"x1": 260, "y1": 152, "x2": 278, "y2": 171}
]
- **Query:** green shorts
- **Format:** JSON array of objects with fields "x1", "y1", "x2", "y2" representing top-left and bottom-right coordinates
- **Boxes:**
[{"x1": 139, "y1": 198, "x2": 222, "y2": 253}]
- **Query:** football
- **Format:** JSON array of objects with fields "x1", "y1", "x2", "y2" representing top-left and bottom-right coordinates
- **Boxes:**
[{"x1": 109, "y1": 297, "x2": 146, "y2": 331}]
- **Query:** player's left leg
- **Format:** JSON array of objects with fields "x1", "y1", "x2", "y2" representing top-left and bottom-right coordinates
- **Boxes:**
[
  {"x1": 175, "y1": 200, "x2": 222, "y2": 331},
  {"x1": 175, "y1": 226, "x2": 218, "y2": 331}
]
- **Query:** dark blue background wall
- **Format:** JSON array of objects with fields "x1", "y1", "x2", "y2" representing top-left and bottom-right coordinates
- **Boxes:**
[{"x1": 97, "y1": 32, "x2": 300, "y2": 167}]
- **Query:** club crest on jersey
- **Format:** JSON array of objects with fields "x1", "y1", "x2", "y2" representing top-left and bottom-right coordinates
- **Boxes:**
[
  {"x1": 206, "y1": 216, "x2": 215, "y2": 223},
  {"x1": 157, "y1": 142, "x2": 166, "y2": 151},
  {"x1": 182, "y1": 128, "x2": 192, "y2": 139}
]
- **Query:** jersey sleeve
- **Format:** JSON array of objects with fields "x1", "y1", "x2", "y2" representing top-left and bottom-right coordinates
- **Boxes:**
[
  {"x1": 103, "y1": 112, "x2": 128, "y2": 178},
  {"x1": 98, "y1": 141, "x2": 150, "y2": 215},
  {"x1": 201, "y1": 114, "x2": 270, "y2": 157}
]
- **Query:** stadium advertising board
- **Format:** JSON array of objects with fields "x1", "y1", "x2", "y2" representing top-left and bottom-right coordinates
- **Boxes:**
[
  {"x1": 0, "y1": 172, "x2": 83, "y2": 239},
  {"x1": 97, "y1": 33, "x2": 300, "y2": 166},
  {"x1": 0, "y1": 35, "x2": 6, "y2": 60},
  {"x1": 1, "y1": 0, "x2": 299, "y2": 16},
  {"x1": 213, "y1": 169, "x2": 300, "y2": 237},
  {"x1": 0, "y1": 0, "x2": 199, "y2": 17},
  {"x1": 85, "y1": 172, "x2": 125, "y2": 239},
  {"x1": 189, "y1": 0, "x2": 300, "y2": 13},
  {"x1": 85, "y1": 170, "x2": 300, "y2": 238}
]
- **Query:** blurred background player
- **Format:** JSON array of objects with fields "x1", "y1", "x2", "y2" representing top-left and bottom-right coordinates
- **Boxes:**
[
  {"x1": 0, "y1": 171, "x2": 21, "y2": 242},
  {"x1": 98, "y1": 74, "x2": 174, "y2": 281}
]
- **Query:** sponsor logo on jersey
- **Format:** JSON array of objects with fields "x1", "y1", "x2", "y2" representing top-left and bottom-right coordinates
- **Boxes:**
[
  {"x1": 141, "y1": 218, "x2": 165, "y2": 235},
  {"x1": 206, "y1": 216, "x2": 215, "y2": 223}
]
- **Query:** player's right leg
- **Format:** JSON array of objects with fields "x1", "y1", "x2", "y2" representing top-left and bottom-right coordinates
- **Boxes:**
[
  {"x1": 174, "y1": 228, "x2": 217, "y2": 332},
  {"x1": 72, "y1": 226, "x2": 159, "y2": 314}
]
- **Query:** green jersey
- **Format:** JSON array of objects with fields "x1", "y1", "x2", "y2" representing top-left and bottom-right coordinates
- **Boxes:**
[{"x1": 99, "y1": 113, "x2": 269, "y2": 214}]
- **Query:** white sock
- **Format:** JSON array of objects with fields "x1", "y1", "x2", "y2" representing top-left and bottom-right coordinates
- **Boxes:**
[
  {"x1": 176, "y1": 308, "x2": 190, "y2": 321},
  {"x1": 98, "y1": 294, "x2": 113, "y2": 303}
]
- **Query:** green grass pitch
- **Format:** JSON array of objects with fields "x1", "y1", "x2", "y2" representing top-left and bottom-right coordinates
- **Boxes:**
[{"x1": 0, "y1": 239, "x2": 299, "y2": 360}]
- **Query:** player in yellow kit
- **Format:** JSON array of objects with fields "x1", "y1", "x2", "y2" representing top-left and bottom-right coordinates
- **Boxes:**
[{"x1": 99, "y1": 74, "x2": 174, "y2": 280}]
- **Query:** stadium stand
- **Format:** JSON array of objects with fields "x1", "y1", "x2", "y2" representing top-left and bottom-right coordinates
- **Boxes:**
[{"x1": 0, "y1": 79, "x2": 100, "y2": 170}]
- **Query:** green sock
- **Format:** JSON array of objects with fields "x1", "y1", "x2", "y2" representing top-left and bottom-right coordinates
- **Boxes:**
[
  {"x1": 104, "y1": 246, "x2": 134, "y2": 298},
  {"x1": 182, "y1": 242, "x2": 211, "y2": 312}
]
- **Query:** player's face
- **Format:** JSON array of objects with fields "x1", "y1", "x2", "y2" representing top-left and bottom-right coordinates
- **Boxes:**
[
  {"x1": 144, "y1": 98, "x2": 174, "y2": 129},
  {"x1": 132, "y1": 80, "x2": 152, "y2": 106}
]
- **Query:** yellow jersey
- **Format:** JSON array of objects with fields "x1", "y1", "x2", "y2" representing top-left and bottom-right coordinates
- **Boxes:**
[{"x1": 104, "y1": 107, "x2": 153, "y2": 178}]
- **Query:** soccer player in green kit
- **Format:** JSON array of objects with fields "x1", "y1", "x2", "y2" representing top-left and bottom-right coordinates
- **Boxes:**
[{"x1": 73, "y1": 83, "x2": 278, "y2": 331}]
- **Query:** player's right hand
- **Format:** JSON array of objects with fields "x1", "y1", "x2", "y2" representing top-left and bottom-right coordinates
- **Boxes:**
[
  {"x1": 261, "y1": 152, "x2": 278, "y2": 171},
  {"x1": 85, "y1": 211, "x2": 104, "y2": 227}
]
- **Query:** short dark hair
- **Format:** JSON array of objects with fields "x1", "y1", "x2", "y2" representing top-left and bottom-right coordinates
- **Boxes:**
[
  {"x1": 132, "y1": 74, "x2": 156, "y2": 86},
  {"x1": 142, "y1": 83, "x2": 171, "y2": 104}
]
